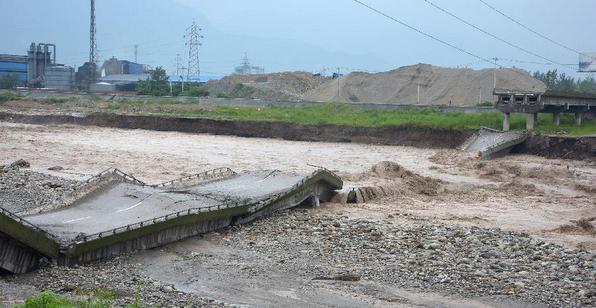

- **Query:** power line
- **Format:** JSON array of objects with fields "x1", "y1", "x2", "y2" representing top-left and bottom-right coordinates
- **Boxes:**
[
  {"x1": 422, "y1": 0, "x2": 573, "y2": 70},
  {"x1": 351, "y1": 0, "x2": 498, "y2": 67},
  {"x1": 498, "y1": 58, "x2": 577, "y2": 66},
  {"x1": 478, "y1": 0, "x2": 594, "y2": 61}
]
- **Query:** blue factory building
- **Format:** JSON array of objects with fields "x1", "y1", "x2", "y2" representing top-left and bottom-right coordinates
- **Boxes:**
[{"x1": 0, "y1": 54, "x2": 28, "y2": 84}]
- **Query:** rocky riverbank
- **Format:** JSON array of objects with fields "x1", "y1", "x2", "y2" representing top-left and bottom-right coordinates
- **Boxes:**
[
  {"x1": 218, "y1": 209, "x2": 595, "y2": 307},
  {"x1": 1, "y1": 255, "x2": 228, "y2": 307},
  {"x1": 0, "y1": 162, "x2": 78, "y2": 215}
]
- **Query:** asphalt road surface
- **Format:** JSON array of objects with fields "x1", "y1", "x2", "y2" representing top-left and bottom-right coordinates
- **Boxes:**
[{"x1": 25, "y1": 170, "x2": 304, "y2": 241}]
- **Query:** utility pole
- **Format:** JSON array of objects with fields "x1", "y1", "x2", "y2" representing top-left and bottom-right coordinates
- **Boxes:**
[
  {"x1": 185, "y1": 20, "x2": 203, "y2": 82},
  {"x1": 134, "y1": 44, "x2": 138, "y2": 63},
  {"x1": 336, "y1": 67, "x2": 341, "y2": 99},
  {"x1": 89, "y1": 0, "x2": 98, "y2": 85},
  {"x1": 175, "y1": 54, "x2": 185, "y2": 94},
  {"x1": 175, "y1": 54, "x2": 182, "y2": 77},
  {"x1": 492, "y1": 57, "x2": 499, "y2": 102},
  {"x1": 492, "y1": 57, "x2": 499, "y2": 90},
  {"x1": 417, "y1": 83, "x2": 420, "y2": 104},
  {"x1": 180, "y1": 67, "x2": 186, "y2": 91}
]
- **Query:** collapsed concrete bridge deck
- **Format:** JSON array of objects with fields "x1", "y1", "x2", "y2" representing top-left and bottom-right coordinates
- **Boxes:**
[
  {"x1": 0, "y1": 167, "x2": 343, "y2": 274},
  {"x1": 462, "y1": 128, "x2": 528, "y2": 160}
]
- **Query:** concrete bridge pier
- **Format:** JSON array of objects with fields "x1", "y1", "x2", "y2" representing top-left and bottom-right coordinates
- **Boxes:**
[
  {"x1": 526, "y1": 113, "x2": 536, "y2": 130},
  {"x1": 575, "y1": 112, "x2": 583, "y2": 126},
  {"x1": 503, "y1": 112, "x2": 511, "y2": 131},
  {"x1": 553, "y1": 112, "x2": 561, "y2": 126}
]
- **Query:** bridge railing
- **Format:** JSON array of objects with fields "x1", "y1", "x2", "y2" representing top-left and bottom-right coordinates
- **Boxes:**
[
  {"x1": 151, "y1": 167, "x2": 237, "y2": 189},
  {"x1": 0, "y1": 207, "x2": 57, "y2": 239},
  {"x1": 71, "y1": 168, "x2": 341, "y2": 245}
]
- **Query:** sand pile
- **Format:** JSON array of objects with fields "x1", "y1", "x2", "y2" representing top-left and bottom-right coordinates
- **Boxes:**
[
  {"x1": 306, "y1": 63, "x2": 546, "y2": 106},
  {"x1": 205, "y1": 71, "x2": 330, "y2": 101},
  {"x1": 208, "y1": 64, "x2": 545, "y2": 106}
]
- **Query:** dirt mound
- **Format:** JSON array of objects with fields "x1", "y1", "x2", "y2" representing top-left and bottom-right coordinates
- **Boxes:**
[
  {"x1": 205, "y1": 72, "x2": 330, "y2": 101},
  {"x1": 306, "y1": 63, "x2": 546, "y2": 106}
]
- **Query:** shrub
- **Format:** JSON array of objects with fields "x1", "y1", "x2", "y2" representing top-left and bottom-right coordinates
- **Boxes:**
[
  {"x1": 0, "y1": 92, "x2": 23, "y2": 102},
  {"x1": 19, "y1": 291, "x2": 73, "y2": 308},
  {"x1": 229, "y1": 83, "x2": 256, "y2": 99},
  {"x1": 0, "y1": 74, "x2": 19, "y2": 89}
]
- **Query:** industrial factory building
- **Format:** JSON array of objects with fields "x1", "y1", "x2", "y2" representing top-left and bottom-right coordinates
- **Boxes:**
[
  {"x1": 0, "y1": 54, "x2": 28, "y2": 84},
  {"x1": 1, "y1": 43, "x2": 146, "y2": 92},
  {"x1": 91, "y1": 57, "x2": 148, "y2": 92},
  {"x1": 0, "y1": 43, "x2": 74, "y2": 90}
]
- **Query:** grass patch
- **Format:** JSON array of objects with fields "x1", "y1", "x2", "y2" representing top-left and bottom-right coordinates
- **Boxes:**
[
  {"x1": 161, "y1": 103, "x2": 596, "y2": 135},
  {"x1": 18, "y1": 289, "x2": 117, "y2": 308},
  {"x1": 112, "y1": 97, "x2": 198, "y2": 106},
  {"x1": 20, "y1": 288, "x2": 117, "y2": 308},
  {"x1": 107, "y1": 102, "x2": 121, "y2": 110},
  {"x1": 41, "y1": 97, "x2": 77, "y2": 104},
  {"x1": 0, "y1": 92, "x2": 24, "y2": 102}
]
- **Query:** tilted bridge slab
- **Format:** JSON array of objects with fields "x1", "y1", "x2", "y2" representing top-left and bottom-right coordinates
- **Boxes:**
[{"x1": 0, "y1": 167, "x2": 342, "y2": 274}]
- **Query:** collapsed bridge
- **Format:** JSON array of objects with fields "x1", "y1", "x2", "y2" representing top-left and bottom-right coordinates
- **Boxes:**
[{"x1": 0, "y1": 167, "x2": 342, "y2": 274}]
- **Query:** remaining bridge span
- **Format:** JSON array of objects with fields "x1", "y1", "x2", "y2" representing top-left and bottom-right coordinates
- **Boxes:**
[
  {"x1": 0, "y1": 168, "x2": 342, "y2": 274},
  {"x1": 495, "y1": 89, "x2": 596, "y2": 131}
]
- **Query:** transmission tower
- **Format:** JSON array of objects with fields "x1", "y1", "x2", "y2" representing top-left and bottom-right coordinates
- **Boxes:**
[
  {"x1": 134, "y1": 44, "x2": 138, "y2": 63},
  {"x1": 185, "y1": 20, "x2": 203, "y2": 81},
  {"x1": 89, "y1": 0, "x2": 98, "y2": 65}
]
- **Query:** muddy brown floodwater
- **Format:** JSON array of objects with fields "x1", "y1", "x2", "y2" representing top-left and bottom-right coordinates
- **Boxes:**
[
  {"x1": 1, "y1": 122, "x2": 594, "y2": 250},
  {"x1": 1, "y1": 122, "x2": 595, "y2": 307}
]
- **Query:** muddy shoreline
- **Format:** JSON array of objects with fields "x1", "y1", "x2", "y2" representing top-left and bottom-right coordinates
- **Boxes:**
[{"x1": 0, "y1": 111, "x2": 594, "y2": 160}]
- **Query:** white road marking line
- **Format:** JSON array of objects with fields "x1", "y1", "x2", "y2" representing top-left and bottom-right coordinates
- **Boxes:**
[
  {"x1": 63, "y1": 216, "x2": 91, "y2": 223},
  {"x1": 116, "y1": 201, "x2": 144, "y2": 213}
]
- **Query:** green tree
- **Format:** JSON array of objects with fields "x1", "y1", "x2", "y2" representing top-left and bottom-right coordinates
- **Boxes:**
[
  {"x1": 577, "y1": 76, "x2": 596, "y2": 93},
  {"x1": 181, "y1": 83, "x2": 209, "y2": 97},
  {"x1": 533, "y1": 69, "x2": 596, "y2": 95},
  {"x1": 0, "y1": 74, "x2": 19, "y2": 89},
  {"x1": 137, "y1": 66, "x2": 170, "y2": 96}
]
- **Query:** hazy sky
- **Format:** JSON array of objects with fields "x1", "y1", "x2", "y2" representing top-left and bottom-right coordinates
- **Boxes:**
[{"x1": 1, "y1": 0, "x2": 595, "y2": 78}]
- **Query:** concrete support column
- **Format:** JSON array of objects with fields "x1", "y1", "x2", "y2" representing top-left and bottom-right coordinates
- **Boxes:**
[
  {"x1": 503, "y1": 112, "x2": 511, "y2": 131},
  {"x1": 575, "y1": 112, "x2": 583, "y2": 126},
  {"x1": 526, "y1": 113, "x2": 536, "y2": 130},
  {"x1": 313, "y1": 195, "x2": 320, "y2": 207},
  {"x1": 553, "y1": 112, "x2": 561, "y2": 126}
]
